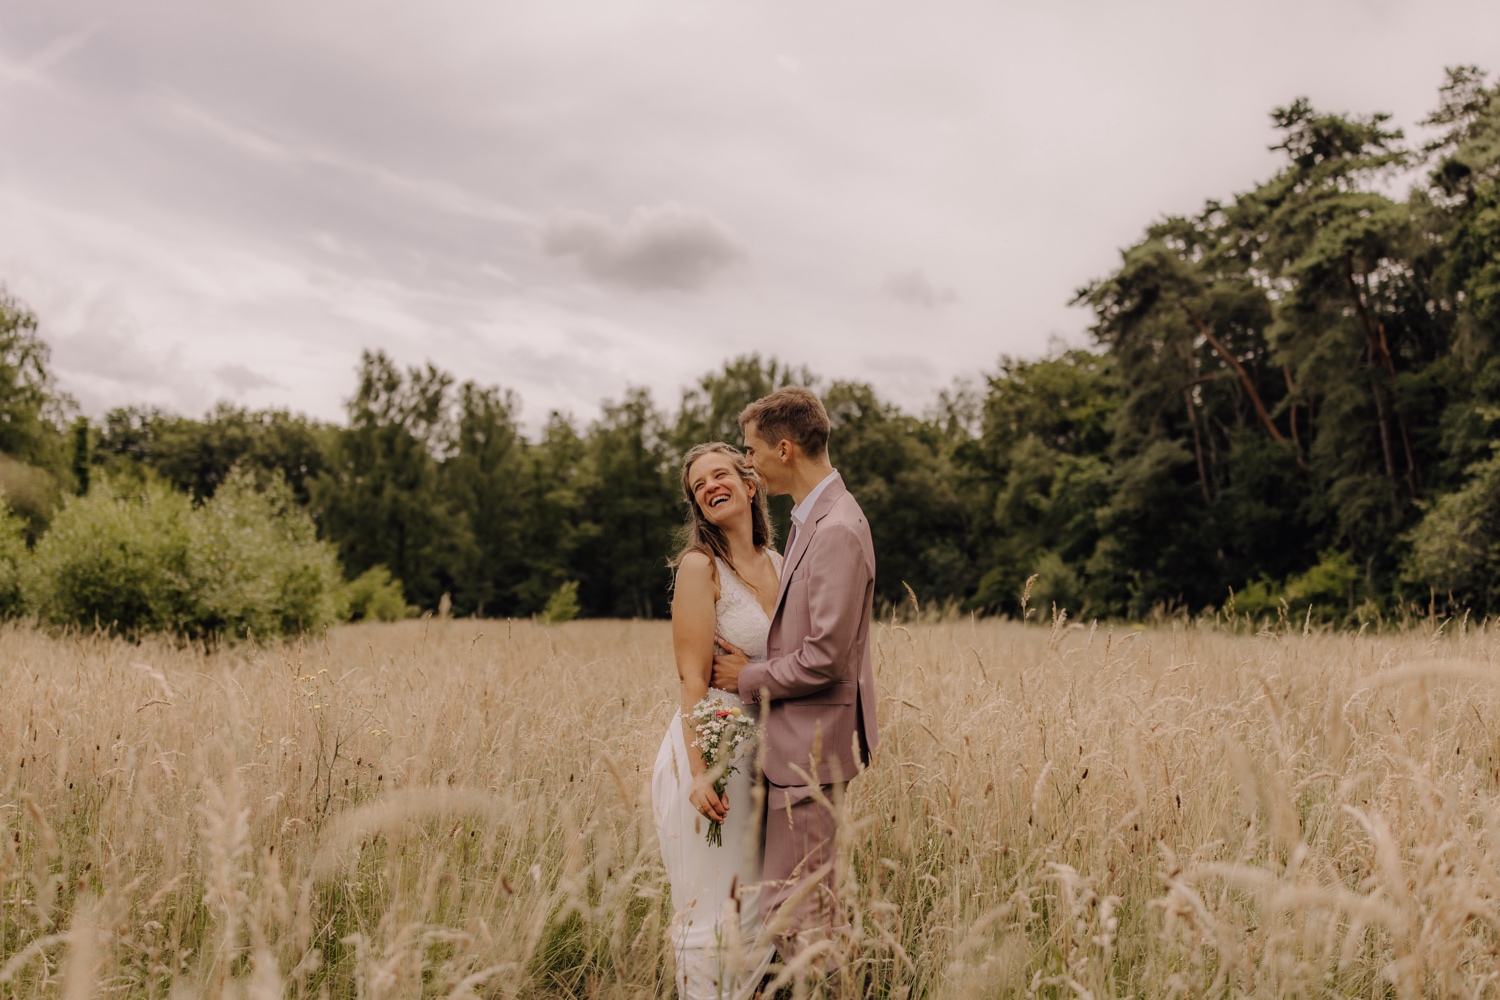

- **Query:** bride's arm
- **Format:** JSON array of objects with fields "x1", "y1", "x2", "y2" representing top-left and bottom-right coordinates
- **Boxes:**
[{"x1": 672, "y1": 553, "x2": 728, "y2": 822}]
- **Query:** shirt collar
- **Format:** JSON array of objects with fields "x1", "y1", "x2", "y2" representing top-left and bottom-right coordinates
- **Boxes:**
[{"x1": 790, "y1": 470, "x2": 839, "y2": 526}]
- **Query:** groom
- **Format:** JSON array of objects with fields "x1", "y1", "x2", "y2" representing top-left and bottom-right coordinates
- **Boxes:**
[{"x1": 710, "y1": 386, "x2": 879, "y2": 961}]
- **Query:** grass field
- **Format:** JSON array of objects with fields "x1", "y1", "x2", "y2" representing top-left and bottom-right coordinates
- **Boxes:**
[{"x1": 2, "y1": 613, "x2": 1499, "y2": 998}]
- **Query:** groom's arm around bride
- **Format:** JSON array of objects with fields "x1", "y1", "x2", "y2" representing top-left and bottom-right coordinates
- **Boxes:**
[{"x1": 709, "y1": 386, "x2": 879, "y2": 962}]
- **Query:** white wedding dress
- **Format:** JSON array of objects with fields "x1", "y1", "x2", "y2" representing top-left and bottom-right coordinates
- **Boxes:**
[{"x1": 652, "y1": 555, "x2": 779, "y2": 1000}]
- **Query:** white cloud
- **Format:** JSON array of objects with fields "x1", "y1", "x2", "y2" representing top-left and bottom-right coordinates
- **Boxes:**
[
  {"x1": 0, "y1": 21, "x2": 103, "y2": 89},
  {"x1": 215, "y1": 364, "x2": 280, "y2": 393},
  {"x1": 541, "y1": 203, "x2": 748, "y2": 293},
  {"x1": 44, "y1": 289, "x2": 207, "y2": 415},
  {"x1": 153, "y1": 93, "x2": 535, "y2": 228},
  {"x1": 884, "y1": 269, "x2": 957, "y2": 309}
]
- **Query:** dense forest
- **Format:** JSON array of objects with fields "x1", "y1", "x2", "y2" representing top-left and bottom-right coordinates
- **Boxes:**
[{"x1": 2, "y1": 68, "x2": 1499, "y2": 629}]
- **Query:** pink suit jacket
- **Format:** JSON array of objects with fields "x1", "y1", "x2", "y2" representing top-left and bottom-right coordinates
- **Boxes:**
[{"x1": 739, "y1": 474, "x2": 879, "y2": 787}]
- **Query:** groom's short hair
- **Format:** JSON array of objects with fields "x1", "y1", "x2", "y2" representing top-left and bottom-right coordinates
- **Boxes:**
[{"x1": 739, "y1": 387, "x2": 830, "y2": 458}]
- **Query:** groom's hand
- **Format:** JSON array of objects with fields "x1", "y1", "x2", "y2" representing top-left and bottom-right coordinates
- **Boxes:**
[{"x1": 711, "y1": 636, "x2": 749, "y2": 693}]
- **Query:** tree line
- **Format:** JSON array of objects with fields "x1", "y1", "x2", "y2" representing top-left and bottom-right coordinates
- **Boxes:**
[{"x1": 2, "y1": 67, "x2": 1498, "y2": 627}]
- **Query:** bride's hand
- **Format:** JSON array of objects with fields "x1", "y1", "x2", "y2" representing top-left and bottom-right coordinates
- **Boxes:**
[{"x1": 689, "y1": 772, "x2": 728, "y2": 823}]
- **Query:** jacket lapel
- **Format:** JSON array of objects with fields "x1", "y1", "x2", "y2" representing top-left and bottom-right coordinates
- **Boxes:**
[{"x1": 771, "y1": 474, "x2": 847, "y2": 621}]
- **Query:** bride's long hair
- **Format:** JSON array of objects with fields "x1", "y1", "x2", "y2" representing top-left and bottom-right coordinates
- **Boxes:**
[{"x1": 670, "y1": 442, "x2": 775, "y2": 590}]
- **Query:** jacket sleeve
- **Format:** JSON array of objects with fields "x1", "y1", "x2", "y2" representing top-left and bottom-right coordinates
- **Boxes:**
[{"x1": 739, "y1": 519, "x2": 870, "y2": 704}]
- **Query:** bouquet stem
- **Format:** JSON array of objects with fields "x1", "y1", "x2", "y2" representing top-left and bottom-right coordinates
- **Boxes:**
[
  {"x1": 689, "y1": 693, "x2": 755, "y2": 847},
  {"x1": 704, "y1": 777, "x2": 730, "y2": 845}
]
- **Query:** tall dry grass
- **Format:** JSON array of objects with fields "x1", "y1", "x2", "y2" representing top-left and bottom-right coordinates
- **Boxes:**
[{"x1": 2, "y1": 613, "x2": 1499, "y2": 998}]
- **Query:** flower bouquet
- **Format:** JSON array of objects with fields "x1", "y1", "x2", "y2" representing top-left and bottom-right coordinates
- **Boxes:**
[{"x1": 689, "y1": 692, "x2": 757, "y2": 846}]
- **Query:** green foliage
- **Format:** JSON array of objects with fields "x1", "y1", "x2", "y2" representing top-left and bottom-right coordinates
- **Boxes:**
[
  {"x1": 0, "y1": 289, "x2": 72, "y2": 535},
  {"x1": 97, "y1": 404, "x2": 332, "y2": 503},
  {"x1": 0, "y1": 288, "x2": 72, "y2": 474},
  {"x1": 310, "y1": 351, "x2": 470, "y2": 614},
  {"x1": 0, "y1": 453, "x2": 61, "y2": 539},
  {"x1": 0, "y1": 494, "x2": 26, "y2": 618},
  {"x1": 509, "y1": 415, "x2": 590, "y2": 615},
  {"x1": 70, "y1": 416, "x2": 90, "y2": 495},
  {"x1": 958, "y1": 349, "x2": 1117, "y2": 615},
  {"x1": 1405, "y1": 451, "x2": 1500, "y2": 608},
  {"x1": 571, "y1": 388, "x2": 677, "y2": 618},
  {"x1": 671, "y1": 353, "x2": 816, "y2": 452},
  {"x1": 444, "y1": 382, "x2": 529, "y2": 617},
  {"x1": 1234, "y1": 551, "x2": 1361, "y2": 622},
  {"x1": 1028, "y1": 550, "x2": 1084, "y2": 619},
  {"x1": 826, "y1": 380, "x2": 970, "y2": 607},
  {"x1": 1051, "y1": 76, "x2": 1500, "y2": 617},
  {"x1": 539, "y1": 580, "x2": 581, "y2": 624},
  {"x1": 1422, "y1": 65, "x2": 1500, "y2": 199},
  {"x1": 344, "y1": 565, "x2": 415, "y2": 622},
  {"x1": 188, "y1": 471, "x2": 349, "y2": 636},
  {"x1": 23, "y1": 471, "x2": 346, "y2": 638},
  {"x1": 23, "y1": 478, "x2": 194, "y2": 632},
  {"x1": 1449, "y1": 182, "x2": 1500, "y2": 339}
]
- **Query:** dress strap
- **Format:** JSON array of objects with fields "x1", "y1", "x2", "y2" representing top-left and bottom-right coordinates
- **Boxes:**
[{"x1": 713, "y1": 557, "x2": 740, "y2": 597}]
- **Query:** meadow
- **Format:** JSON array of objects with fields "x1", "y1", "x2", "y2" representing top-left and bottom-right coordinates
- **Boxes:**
[{"x1": 2, "y1": 612, "x2": 1499, "y2": 998}]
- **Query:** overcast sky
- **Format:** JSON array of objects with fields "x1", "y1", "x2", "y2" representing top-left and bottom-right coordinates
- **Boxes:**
[{"x1": 1, "y1": 2, "x2": 1497, "y2": 430}]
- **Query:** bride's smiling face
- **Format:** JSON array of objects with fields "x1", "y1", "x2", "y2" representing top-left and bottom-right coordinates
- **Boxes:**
[{"x1": 689, "y1": 452, "x2": 755, "y2": 526}]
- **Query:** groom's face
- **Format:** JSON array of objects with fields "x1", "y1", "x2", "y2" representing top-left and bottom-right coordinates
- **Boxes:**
[{"x1": 741, "y1": 421, "x2": 790, "y2": 496}]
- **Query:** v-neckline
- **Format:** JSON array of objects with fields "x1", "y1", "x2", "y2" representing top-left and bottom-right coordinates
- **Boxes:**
[{"x1": 722, "y1": 554, "x2": 779, "y2": 621}]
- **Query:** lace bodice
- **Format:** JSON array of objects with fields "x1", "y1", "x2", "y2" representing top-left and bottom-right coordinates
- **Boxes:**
[{"x1": 714, "y1": 553, "x2": 781, "y2": 664}]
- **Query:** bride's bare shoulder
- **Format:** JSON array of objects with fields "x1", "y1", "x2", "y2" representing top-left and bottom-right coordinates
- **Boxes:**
[
  {"x1": 677, "y1": 550, "x2": 713, "y2": 572},
  {"x1": 674, "y1": 550, "x2": 720, "y2": 592},
  {"x1": 675, "y1": 551, "x2": 720, "y2": 605}
]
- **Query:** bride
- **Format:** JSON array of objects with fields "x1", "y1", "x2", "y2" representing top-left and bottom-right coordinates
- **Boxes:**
[{"x1": 652, "y1": 442, "x2": 781, "y2": 999}]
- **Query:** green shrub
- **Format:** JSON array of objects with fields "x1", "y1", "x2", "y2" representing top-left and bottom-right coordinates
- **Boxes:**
[
  {"x1": 1404, "y1": 451, "x2": 1500, "y2": 609},
  {"x1": 1232, "y1": 550, "x2": 1360, "y2": 622},
  {"x1": 23, "y1": 478, "x2": 193, "y2": 631},
  {"x1": 187, "y1": 470, "x2": 349, "y2": 636},
  {"x1": 1029, "y1": 550, "x2": 1085, "y2": 619},
  {"x1": 23, "y1": 470, "x2": 348, "y2": 638},
  {"x1": 0, "y1": 453, "x2": 61, "y2": 539},
  {"x1": 0, "y1": 494, "x2": 25, "y2": 617},
  {"x1": 539, "y1": 580, "x2": 581, "y2": 624},
  {"x1": 345, "y1": 565, "x2": 415, "y2": 622}
]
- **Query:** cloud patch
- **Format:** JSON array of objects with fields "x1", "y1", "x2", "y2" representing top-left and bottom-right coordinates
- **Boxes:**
[
  {"x1": 43, "y1": 292, "x2": 208, "y2": 415},
  {"x1": 542, "y1": 203, "x2": 747, "y2": 292},
  {"x1": 215, "y1": 363, "x2": 280, "y2": 393},
  {"x1": 884, "y1": 268, "x2": 957, "y2": 309}
]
